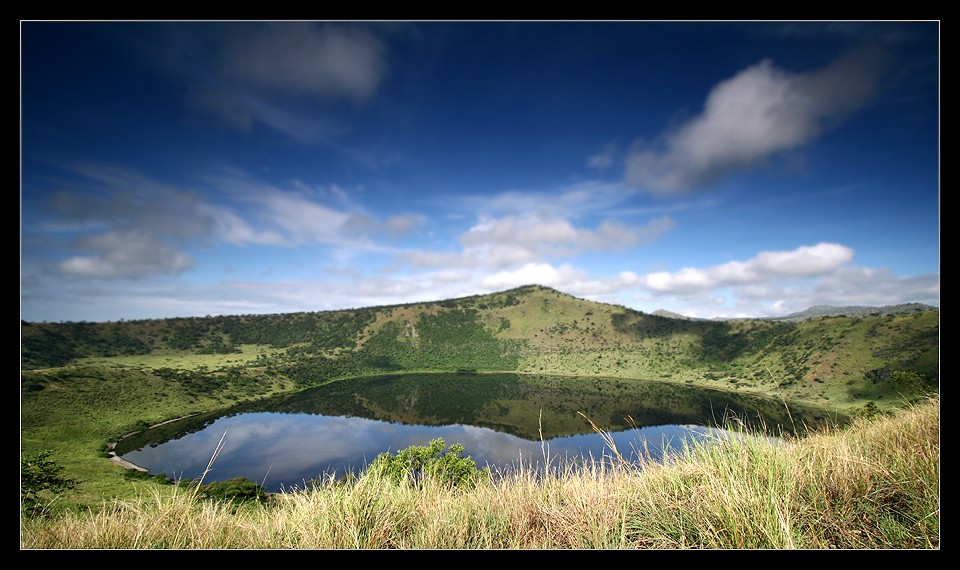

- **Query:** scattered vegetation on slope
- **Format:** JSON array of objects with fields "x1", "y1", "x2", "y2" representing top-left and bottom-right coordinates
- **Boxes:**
[{"x1": 21, "y1": 285, "x2": 939, "y2": 413}]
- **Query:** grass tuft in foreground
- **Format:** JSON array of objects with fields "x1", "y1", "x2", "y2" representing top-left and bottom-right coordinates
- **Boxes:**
[{"x1": 21, "y1": 397, "x2": 938, "y2": 549}]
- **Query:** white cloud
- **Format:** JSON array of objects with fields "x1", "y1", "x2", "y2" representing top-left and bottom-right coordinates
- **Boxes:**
[
  {"x1": 626, "y1": 46, "x2": 888, "y2": 193},
  {"x1": 473, "y1": 244, "x2": 542, "y2": 269},
  {"x1": 810, "y1": 267, "x2": 940, "y2": 307},
  {"x1": 208, "y1": 174, "x2": 418, "y2": 250},
  {"x1": 461, "y1": 216, "x2": 577, "y2": 247},
  {"x1": 639, "y1": 243, "x2": 854, "y2": 294},
  {"x1": 60, "y1": 230, "x2": 193, "y2": 279},
  {"x1": 460, "y1": 214, "x2": 674, "y2": 256},
  {"x1": 752, "y1": 243, "x2": 856, "y2": 275},
  {"x1": 235, "y1": 96, "x2": 353, "y2": 144},
  {"x1": 202, "y1": 206, "x2": 287, "y2": 246},
  {"x1": 433, "y1": 269, "x2": 472, "y2": 283},
  {"x1": 481, "y1": 263, "x2": 587, "y2": 290},
  {"x1": 250, "y1": 189, "x2": 352, "y2": 245},
  {"x1": 41, "y1": 166, "x2": 416, "y2": 280},
  {"x1": 551, "y1": 242, "x2": 936, "y2": 319},
  {"x1": 26, "y1": 248, "x2": 939, "y2": 323},
  {"x1": 42, "y1": 165, "x2": 214, "y2": 279},
  {"x1": 403, "y1": 213, "x2": 674, "y2": 275}
]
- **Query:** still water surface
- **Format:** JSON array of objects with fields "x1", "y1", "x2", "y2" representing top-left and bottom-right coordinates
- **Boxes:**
[{"x1": 117, "y1": 373, "x2": 840, "y2": 492}]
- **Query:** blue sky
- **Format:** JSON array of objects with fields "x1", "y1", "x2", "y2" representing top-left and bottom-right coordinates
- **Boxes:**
[{"x1": 20, "y1": 21, "x2": 940, "y2": 323}]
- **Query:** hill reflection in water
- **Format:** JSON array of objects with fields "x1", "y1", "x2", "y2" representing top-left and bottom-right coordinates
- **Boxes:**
[{"x1": 117, "y1": 373, "x2": 844, "y2": 492}]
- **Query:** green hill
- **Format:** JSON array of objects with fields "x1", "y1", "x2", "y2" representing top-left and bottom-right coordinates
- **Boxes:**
[{"x1": 22, "y1": 284, "x2": 939, "y2": 412}]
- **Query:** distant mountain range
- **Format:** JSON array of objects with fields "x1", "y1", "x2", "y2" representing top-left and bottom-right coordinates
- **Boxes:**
[
  {"x1": 749, "y1": 303, "x2": 937, "y2": 323},
  {"x1": 654, "y1": 303, "x2": 938, "y2": 323}
]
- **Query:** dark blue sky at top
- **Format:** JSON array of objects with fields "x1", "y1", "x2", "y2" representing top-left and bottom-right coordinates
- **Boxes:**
[{"x1": 20, "y1": 21, "x2": 939, "y2": 322}]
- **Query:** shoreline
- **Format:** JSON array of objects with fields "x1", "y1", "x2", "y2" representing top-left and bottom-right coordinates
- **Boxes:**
[{"x1": 105, "y1": 412, "x2": 203, "y2": 473}]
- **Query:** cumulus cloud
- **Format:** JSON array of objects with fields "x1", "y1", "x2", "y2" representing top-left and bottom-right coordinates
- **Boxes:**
[
  {"x1": 640, "y1": 243, "x2": 854, "y2": 294},
  {"x1": 27, "y1": 238, "x2": 938, "y2": 323},
  {"x1": 481, "y1": 263, "x2": 587, "y2": 290},
  {"x1": 473, "y1": 242, "x2": 935, "y2": 320},
  {"x1": 625, "y1": 46, "x2": 888, "y2": 193}
]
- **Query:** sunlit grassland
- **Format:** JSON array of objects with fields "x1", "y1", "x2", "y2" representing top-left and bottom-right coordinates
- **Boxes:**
[
  {"x1": 21, "y1": 366, "x2": 296, "y2": 510},
  {"x1": 21, "y1": 397, "x2": 939, "y2": 549},
  {"x1": 72, "y1": 344, "x2": 285, "y2": 371}
]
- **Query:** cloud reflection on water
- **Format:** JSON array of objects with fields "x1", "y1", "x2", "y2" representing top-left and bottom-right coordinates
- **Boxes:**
[{"x1": 121, "y1": 411, "x2": 726, "y2": 492}]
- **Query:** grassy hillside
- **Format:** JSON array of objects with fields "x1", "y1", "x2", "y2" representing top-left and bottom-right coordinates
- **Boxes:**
[
  {"x1": 22, "y1": 284, "x2": 939, "y2": 412},
  {"x1": 21, "y1": 285, "x2": 938, "y2": 513}
]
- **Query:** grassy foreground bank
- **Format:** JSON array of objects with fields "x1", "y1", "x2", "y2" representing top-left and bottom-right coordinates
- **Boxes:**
[{"x1": 21, "y1": 396, "x2": 939, "y2": 549}]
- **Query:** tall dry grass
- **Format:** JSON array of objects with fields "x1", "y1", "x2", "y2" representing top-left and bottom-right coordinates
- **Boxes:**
[{"x1": 21, "y1": 397, "x2": 938, "y2": 549}]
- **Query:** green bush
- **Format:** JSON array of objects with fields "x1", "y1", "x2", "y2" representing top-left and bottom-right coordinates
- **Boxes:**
[
  {"x1": 367, "y1": 438, "x2": 490, "y2": 489},
  {"x1": 20, "y1": 450, "x2": 78, "y2": 517}
]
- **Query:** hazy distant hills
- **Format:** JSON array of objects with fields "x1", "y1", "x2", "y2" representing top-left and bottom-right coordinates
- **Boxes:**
[
  {"x1": 650, "y1": 309, "x2": 701, "y2": 320},
  {"x1": 652, "y1": 302, "x2": 938, "y2": 323},
  {"x1": 758, "y1": 303, "x2": 937, "y2": 323}
]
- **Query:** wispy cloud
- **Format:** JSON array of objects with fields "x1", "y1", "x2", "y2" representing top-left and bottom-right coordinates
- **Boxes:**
[
  {"x1": 37, "y1": 166, "x2": 419, "y2": 280},
  {"x1": 450, "y1": 181, "x2": 633, "y2": 220},
  {"x1": 42, "y1": 165, "x2": 213, "y2": 279},
  {"x1": 210, "y1": 174, "x2": 420, "y2": 248},
  {"x1": 46, "y1": 165, "x2": 215, "y2": 240},
  {"x1": 588, "y1": 142, "x2": 619, "y2": 171},
  {"x1": 404, "y1": 213, "x2": 674, "y2": 271},
  {"x1": 222, "y1": 23, "x2": 386, "y2": 102},
  {"x1": 625, "y1": 45, "x2": 889, "y2": 193},
  {"x1": 173, "y1": 23, "x2": 387, "y2": 142},
  {"x1": 460, "y1": 215, "x2": 673, "y2": 253},
  {"x1": 60, "y1": 230, "x2": 194, "y2": 278}
]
